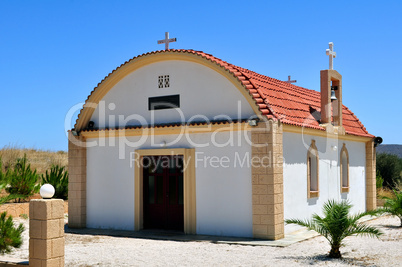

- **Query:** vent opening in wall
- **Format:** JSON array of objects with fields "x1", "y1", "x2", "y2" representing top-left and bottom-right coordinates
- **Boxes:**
[
  {"x1": 158, "y1": 75, "x2": 170, "y2": 88},
  {"x1": 164, "y1": 75, "x2": 170, "y2": 87},
  {"x1": 149, "y1": 94, "x2": 180, "y2": 110},
  {"x1": 158, "y1": 76, "x2": 164, "y2": 88}
]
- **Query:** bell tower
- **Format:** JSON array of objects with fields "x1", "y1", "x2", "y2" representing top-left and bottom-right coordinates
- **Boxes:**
[{"x1": 320, "y1": 42, "x2": 345, "y2": 135}]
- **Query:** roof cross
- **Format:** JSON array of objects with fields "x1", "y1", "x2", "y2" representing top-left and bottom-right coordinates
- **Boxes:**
[
  {"x1": 326, "y1": 42, "x2": 336, "y2": 70},
  {"x1": 157, "y1": 32, "x2": 177, "y2": 50},
  {"x1": 285, "y1": 75, "x2": 297, "y2": 84}
]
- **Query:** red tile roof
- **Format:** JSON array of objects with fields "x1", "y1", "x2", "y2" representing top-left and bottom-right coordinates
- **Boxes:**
[
  {"x1": 187, "y1": 50, "x2": 372, "y2": 138},
  {"x1": 76, "y1": 49, "x2": 373, "y2": 138}
]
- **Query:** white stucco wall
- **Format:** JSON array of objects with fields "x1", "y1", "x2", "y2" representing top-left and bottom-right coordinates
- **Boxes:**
[
  {"x1": 282, "y1": 132, "x2": 366, "y2": 234},
  {"x1": 86, "y1": 143, "x2": 135, "y2": 230},
  {"x1": 86, "y1": 131, "x2": 254, "y2": 237},
  {"x1": 89, "y1": 60, "x2": 255, "y2": 128}
]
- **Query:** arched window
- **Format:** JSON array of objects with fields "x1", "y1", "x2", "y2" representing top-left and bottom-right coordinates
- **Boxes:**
[
  {"x1": 340, "y1": 143, "x2": 349, "y2": 193},
  {"x1": 307, "y1": 140, "x2": 319, "y2": 198}
]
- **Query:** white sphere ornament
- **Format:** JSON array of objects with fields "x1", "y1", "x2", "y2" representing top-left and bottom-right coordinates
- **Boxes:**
[{"x1": 40, "y1": 184, "x2": 55, "y2": 199}]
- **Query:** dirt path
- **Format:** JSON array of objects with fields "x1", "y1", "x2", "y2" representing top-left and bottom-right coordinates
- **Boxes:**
[{"x1": 7, "y1": 215, "x2": 402, "y2": 266}]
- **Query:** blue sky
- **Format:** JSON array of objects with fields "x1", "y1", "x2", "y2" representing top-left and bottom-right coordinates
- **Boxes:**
[{"x1": 0, "y1": 0, "x2": 401, "y2": 151}]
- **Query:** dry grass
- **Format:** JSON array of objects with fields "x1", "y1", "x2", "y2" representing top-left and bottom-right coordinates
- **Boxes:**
[
  {"x1": 0, "y1": 144, "x2": 68, "y2": 175},
  {"x1": 0, "y1": 145, "x2": 68, "y2": 201},
  {"x1": 377, "y1": 187, "x2": 396, "y2": 199},
  {"x1": 377, "y1": 186, "x2": 402, "y2": 207}
]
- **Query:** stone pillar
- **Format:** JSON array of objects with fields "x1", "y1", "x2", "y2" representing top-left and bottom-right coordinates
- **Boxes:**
[
  {"x1": 251, "y1": 120, "x2": 284, "y2": 240},
  {"x1": 29, "y1": 199, "x2": 65, "y2": 267},
  {"x1": 365, "y1": 140, "x2": 376, "y2": 210},
  {"x1": 68, "y1": 132, "x2": 87, "y2": 228}
]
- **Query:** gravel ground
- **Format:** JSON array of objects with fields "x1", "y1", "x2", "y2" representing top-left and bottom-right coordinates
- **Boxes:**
[{"x1": 7, "y1": 215, "x2": 402, "y2": 266}]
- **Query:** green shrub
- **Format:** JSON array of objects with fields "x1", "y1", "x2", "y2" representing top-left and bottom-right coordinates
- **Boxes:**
[
  {"x1": 0, "y1": 159, "x2": 25, "y2": 203},
  {"x1": 0, "y1": 212, "x2": 24, "y2": 254},
  {"x1": 5, "y1": 155, "x2": 40, "y2": 202},
  {"x1": 0, "y1": 163, "x2": 26, "y2": 254},
  {"x1": 285, "y1": 200, "x2": 382, "y2": 258},
  {"x1": 41, "y1": 165, "x2": 68, "y2": 200},
  {"x1": 376, "y1": 153, "x2": 402, "y2": 189}
]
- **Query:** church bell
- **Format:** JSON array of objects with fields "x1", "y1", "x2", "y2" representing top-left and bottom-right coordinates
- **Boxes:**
[{"x1": 330, "y1": 89, "x2": 337, "y2": 101}]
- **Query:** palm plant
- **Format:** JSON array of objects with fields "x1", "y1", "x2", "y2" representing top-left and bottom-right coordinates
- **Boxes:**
[
  {"x1": 285, "y1": 199, "x2": 383, "y2": 258},
  {"x1": 380, "y1": 190, "x2": 402, "y2": 226},
  {"x1": 41, "y1": 165, "x2": 68, "y2": 200}
]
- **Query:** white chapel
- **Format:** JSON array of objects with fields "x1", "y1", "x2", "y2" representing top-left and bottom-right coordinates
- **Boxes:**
[{"x1": 68, "y1": 38, "x2": 377, "y2": 240}]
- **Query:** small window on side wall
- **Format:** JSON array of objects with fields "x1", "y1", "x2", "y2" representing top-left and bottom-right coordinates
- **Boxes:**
[
  {"x1": 340, "y1": 143, "x2": 349, "y2": 193},
  {"x1": 307, "y1": 140, "x2": 319, "y2": 198}
]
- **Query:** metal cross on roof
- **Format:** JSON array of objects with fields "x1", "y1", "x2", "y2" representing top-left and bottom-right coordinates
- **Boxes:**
[
  {"x1": 157, "y1": 32, "x2": 177, "y2": 50},
  {"x1": 326, "y1": 42, "x2": 336, "y2": 70},
  {"x1": 285, "y1": 75, "x2": 297, "y2": 84}
]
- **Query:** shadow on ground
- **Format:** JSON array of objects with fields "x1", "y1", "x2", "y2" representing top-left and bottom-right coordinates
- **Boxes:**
[
  {"x1": 64, "y1": 225, "x2": 256, "y2": 243},
  {"x1": 276, "y1": 254, "x2": 375, "y2": 266},
  {"x1": 64, "y1": 224, "x2": 321, "y2": 247},
  {"x1": 382, "y1": 224, "x2": 401, "y2": 229}
]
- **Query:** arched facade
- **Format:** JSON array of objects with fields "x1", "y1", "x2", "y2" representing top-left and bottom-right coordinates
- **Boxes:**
[{"x1": 74, "y1": 50, "x2": 266, "y2": 132}]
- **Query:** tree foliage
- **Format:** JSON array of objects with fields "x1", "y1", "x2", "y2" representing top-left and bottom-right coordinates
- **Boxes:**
[
  {"x1": 376, "y1": 153, "x2": 402, "y2": 189},
  {"x1": 376, "y1": 170, "x2": 384, "y2": 189},
  {"x1": 4, "y1": 155, "x2": 40, "y2": 202},
  {"x1": 41, "y1": 165, "x2": 68, "y2": 200},
  {"x1": 285, "y1": 200, "x2": 382, "y2": 258}
]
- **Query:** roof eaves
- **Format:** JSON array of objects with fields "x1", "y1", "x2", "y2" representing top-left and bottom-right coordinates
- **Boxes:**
[{"x1": 80, "y1": 119, "x2": 248, "y2": 133}]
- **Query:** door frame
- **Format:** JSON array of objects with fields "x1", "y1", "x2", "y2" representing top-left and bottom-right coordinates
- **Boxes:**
[{"x1": 134, "y1": 148, "x2": 196, "y2": 234}]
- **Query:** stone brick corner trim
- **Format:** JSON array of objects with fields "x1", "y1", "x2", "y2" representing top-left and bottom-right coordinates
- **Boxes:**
[
  {"x1": 68, "y1": 132, "x2": 87, "y2": 228},
  {"x1": 251, "y1": 120, "x2": 284, "y2": 240},
  {"x1": 365, "y1": 140, "x2": 376, "y2": 211}
]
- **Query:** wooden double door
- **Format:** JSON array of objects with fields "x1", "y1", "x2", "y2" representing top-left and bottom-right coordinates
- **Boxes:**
[{"x1": 143, "y1": 155, "x2": 184, "y2": 231}]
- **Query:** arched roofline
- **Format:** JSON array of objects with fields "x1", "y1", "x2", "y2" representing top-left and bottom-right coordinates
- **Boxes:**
[{"x1": 74, "y1": 50, "x2": 266, "y2": 132}]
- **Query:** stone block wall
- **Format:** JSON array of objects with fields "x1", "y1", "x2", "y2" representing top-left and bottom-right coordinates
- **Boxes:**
[{"x1": 0, "y1": 202, "x2": 68, "y2": 218}]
